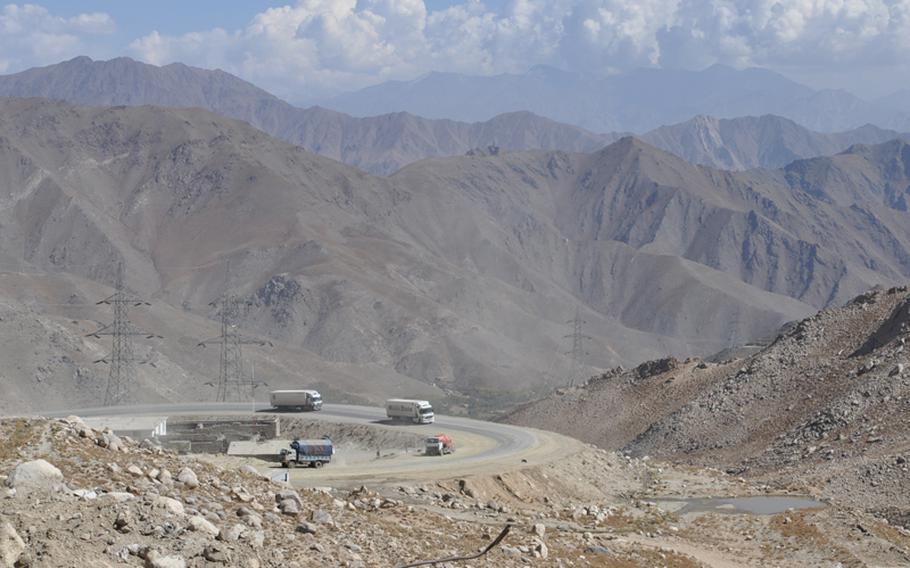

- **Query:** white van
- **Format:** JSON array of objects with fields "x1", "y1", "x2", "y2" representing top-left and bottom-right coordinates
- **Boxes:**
[
  {"x1": 270, "y1": 390, "x2": 323, "y2": 411},
  {"x1": 385, "y1": 399, "x2": 434, "y2": 424}
]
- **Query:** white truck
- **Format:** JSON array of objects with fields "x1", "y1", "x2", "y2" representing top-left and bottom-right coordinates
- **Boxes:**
[
  {"x1": 385, "y1": 399, "x2": 435, "y2": 424},
  {"x1": 270, "y1": 390, "x2": 323, "y2": 411}
]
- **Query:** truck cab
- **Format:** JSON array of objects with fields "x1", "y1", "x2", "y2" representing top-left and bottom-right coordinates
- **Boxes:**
[
  {"x1": 385, "y1": 399, "x2": 435, "y2": 424},
  {"x1": 280, "y1": 437, "x2": 334, "y2": 468},
  {"x1": 425, "y1": 434, "x2": 455, "y2": 455}
]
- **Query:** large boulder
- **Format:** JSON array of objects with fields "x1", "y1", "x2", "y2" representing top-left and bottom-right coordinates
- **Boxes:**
[
  {"x1": 153, "y1": 496, "x2": 185, "y2": 516},
  {"x1": 275, "y1": 489, "x2": 302, "y2": 507},
  {"x1": 187, "y1": 515, "x2": 219, "y2": 537},
  {"x1": 278, "y1": 498, "x2": 299, "y2": 515},
  {"x1": 0, "y1": 523, "x2": 25, "y2": 568},
  {"x1": 144, "y1": 550, "x2": 186, "y2": 568},
  {"x1": 217, "y1": 523, "x2": 245, "y2": 542},
  {"x1": 176, "y1": 468, "x2": 199, "y2": 488},
  {"x1": 311, "y1": 509, "x2": 333, "y2": 525},
  {"x1": 6, "y1": 459, "x2": 63, "y2": 491}
]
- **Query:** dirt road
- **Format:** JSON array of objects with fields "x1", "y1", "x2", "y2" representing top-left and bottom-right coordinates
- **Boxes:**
[{"x1": 40, "y1": 402, "x2": 585, "y2": 486}]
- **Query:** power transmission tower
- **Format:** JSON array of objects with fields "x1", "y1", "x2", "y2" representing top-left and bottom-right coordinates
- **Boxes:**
[
  {"x1": 87, "y1": 263, "x2": 161, "y2": 406},
  {"x1": 564, "y1": 306, "x2": 592, "y2": 387},
  {"x1": 198, "y1": 272, "x2": 270, "y2": 403}
]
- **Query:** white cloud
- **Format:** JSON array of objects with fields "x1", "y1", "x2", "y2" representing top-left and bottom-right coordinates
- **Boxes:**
[
  {"x1": 67, "y1": 12, "x2": 116, "y2": 35},
  {"x1": 125, "y1": 0, "x2": 910, "y2": 100},
  {"x1": 658, "y1": 0, "x2": 910, "y2": 70},
  {"x1": 2, "y1": 1, "x2": 907, "y2": 98},
  {"x1": 0, "y1": 4, "x2": 115, "y2": 71}
]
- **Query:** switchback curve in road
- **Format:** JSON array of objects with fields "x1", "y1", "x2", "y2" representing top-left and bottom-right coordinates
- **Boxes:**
[{"x1": 38, "y1": 403, "x2": 584, "y2": 485}]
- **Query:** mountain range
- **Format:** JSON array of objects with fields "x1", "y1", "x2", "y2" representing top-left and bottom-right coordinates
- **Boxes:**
[
  {"x1": 0, "y1": 95, "x2": 909, "y2": 412},
  {"x1": 2, "y1": 57, "x2": 907, "y2": 176},
  {"x1": 322, "y1": 64, "x2": 910, "y2": 134},
  {"x1": 0, "y1": 57, "x2": 615, "y2": 175}
]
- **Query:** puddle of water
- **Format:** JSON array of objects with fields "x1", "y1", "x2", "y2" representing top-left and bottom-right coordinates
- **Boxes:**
[{"x1": 654, "y1": 496, "x2": 826, "y2": 515}]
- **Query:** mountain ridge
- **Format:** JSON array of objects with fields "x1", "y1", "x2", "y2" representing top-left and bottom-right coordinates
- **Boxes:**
[
  {"x1": 0, "y1": 97, "x2": 908, "y2": 413},
  {"x1": 0, "y1": 56, "x2": 616, "y2": 175},
  {"x1": 3, "y1": 56, "x2": 908, "y2": 176},
  {"x1": 323, "y1": 64, "x2": 910, "y2": 133}
]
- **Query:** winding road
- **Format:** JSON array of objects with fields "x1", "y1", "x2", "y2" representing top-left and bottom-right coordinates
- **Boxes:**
[{"x1": 42, "y1": 403, "x2": 583, "y2": 486}]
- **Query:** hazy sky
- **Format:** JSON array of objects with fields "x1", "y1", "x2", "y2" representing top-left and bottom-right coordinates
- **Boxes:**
[{"x1": 2, "y1": 1, "x2": 909, "y2": 101}]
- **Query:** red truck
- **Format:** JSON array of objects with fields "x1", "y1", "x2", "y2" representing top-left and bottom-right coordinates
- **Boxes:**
[{"x1": 425, "y1": 434, "x2": 455, "y2": 456}]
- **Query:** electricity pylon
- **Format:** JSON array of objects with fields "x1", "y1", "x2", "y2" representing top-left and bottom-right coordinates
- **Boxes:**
[
  {"x1": 564, "y1": 306, "x2": 592, "y2": 387},
  {"x1": 87, "y1": 263, "x2": 161, "y2": 406},
  {"x1": 198, "y1": 280, "x2": 270, "y2": 403}
]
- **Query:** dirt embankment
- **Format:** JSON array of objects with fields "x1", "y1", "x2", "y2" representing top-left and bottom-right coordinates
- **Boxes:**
[{"x1": 279, "y1": 417, "x2": 425, "y2": 452}]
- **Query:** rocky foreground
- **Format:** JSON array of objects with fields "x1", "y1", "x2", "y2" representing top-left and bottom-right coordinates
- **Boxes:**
[{"x1": 3, "y1": 416, "x2": 910, "y2": 566}]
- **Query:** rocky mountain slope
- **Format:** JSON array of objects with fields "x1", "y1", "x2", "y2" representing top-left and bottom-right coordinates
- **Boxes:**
[
  {"x1": 640, "y1": 115, "x2": 909, "y2": 170},
  {"x1": 0, "y1": 98, "x2": 803, "y2": 412},
  {"x1": 0, "y1": 56, "x2": 615, "y2": 175},
  {"x1": 505, "y1": 285, "x2": 910, "y2": 522},
  {"x1": 2, "y1": 97, "x2": 910, "y2": 412},
  {"x1": 324, "y1": 64, "x2": 910, "y2": 133}
]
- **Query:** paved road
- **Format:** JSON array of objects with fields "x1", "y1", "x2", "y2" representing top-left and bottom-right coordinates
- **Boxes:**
[{"x1": 41, "y1": 403, "x2": 582, "y2": 486}]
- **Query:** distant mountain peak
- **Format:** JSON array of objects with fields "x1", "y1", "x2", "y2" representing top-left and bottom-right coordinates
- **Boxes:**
[
  {"x1": 526, "y1": 64, "x2": 575, "y2": 78},
  {"x1": 63, "y1": 55, "x2": 93, "y2": 64},
  {"x1": 703, "y1": 62, "x2": 736, "y2": 73},
  {"x1": 594, "y1": 136, "x2": 688, "y2": 170},
  {"x1": 843, "y1": 137, "x2": 909, "y2": 157},
  {"x1": 322, "y1": 63, "x2": 909, "y2": 133},
  {"x1": 609, "y1": 135, "x2": 669, "y2": 154}
]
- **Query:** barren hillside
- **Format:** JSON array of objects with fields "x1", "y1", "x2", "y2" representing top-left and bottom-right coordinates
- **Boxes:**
[
  {"x1": 506, "y1": 285, "x2": 910, "y2": 521},
  {"x1": 2, "y1": 98, "x2": 910, "y2": 413}
]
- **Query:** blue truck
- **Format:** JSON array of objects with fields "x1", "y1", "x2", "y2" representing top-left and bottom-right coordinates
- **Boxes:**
[{"x1": 280, "y1": 437, "x2": 334, "y2": 468}]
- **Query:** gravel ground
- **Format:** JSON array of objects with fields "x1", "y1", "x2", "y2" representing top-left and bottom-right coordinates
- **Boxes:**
[{"x1": 4, "y1": 416, "x2": 910, "y2": 566}]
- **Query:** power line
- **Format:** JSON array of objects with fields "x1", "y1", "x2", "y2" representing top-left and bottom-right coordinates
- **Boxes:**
[
  {"x1": 197, "y1": 263, "x2": 270, "y2": 403},
  {"x1": 86, "y1": 263, "x2": 162, "y2": 406},
  {"x1": 564, "y1": 306, "x2": 592, "y2": 387}
]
